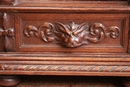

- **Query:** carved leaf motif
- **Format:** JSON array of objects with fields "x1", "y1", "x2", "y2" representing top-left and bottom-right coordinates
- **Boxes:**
[
  {"x1": 106, "y1": 26, "x2": 120, "y2": 39},
  {"x1": 38, "y1": 22, "x2": 54, "y2": 42},
  {"x1": 24, "y1": 22, "x2": 120, "y2": 48},
  {"x1": 0, "y1": 28, "x2": 3, "y2": 36},
  {"x1": 24, "y1": 22, "x2": 54, "y2": 43},
  {"x1": 24, "y1": 25, "x2": 38, "y2": 37},
  {"x1": 88, "y1": 23, "x2": 120, "y2": 43},
  {"x1": 88, "y1": 23, "x2": 106, "y2": 43},
  {"x1": 75, "y1": 22, "x2": 88, "y2": 35},
  {"x1": 2, "y1": 13, "x2": 13, "y2": 30},
  {"x1": 55, "y1": 22, "x2": 71, "y2": 35},
  {"x1": 4, "y1": 36, "x2": 15, "y2": 52},
  {"x1": 0, "y1": 13, "x2": 15, "y2": 52},
  {"x1": 7, "y1": 28, "x2": 14, "y2": 37}
]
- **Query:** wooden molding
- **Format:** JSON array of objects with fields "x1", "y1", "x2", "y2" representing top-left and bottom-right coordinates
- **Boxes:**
[
  {"x1": 0, "y1": 0, "x2": 15, "y2": 5},
  {"x1": 0, "y1": 53, "x2": 130, "y2": 76},
  {"x1": 0, "y1": 62, "x2": 130, "y2": 76}
]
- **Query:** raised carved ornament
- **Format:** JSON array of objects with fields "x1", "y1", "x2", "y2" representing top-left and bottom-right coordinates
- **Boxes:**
[
  {"x1": 0, "y1": 13, "x2": 15, "y2": 51},
  {"x1": 24, "y1": 22, "x2": 120, "y2": 47}
]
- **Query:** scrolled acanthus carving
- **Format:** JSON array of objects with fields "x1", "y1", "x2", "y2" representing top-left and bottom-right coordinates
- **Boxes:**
[
  {"x1": 87, "y1": 23, "x2": 120, "y2": 43},
  {"x1": 24, "y1": 22, "x2": 120, "y2": 48},
  {"x1": 24, "y1": 22, "x2": 54, "y2": 42}
]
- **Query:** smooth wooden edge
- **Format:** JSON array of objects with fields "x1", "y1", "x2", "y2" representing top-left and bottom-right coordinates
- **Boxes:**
[
  {"x1": 0, "y1": 1, "x2": 130, "y2": 13},
  {"x1": 0, "y1": 71, "x2": 130, "y2": 76},
  {"x1": 15, "y1": 1, "x2": 128, "y2": 6},
  {"x1": 0, "y1": 7, "x2": 130, "y2": 13},
  {"x1": 0, "y1": 53, "x2": 130, "y2": 62}
]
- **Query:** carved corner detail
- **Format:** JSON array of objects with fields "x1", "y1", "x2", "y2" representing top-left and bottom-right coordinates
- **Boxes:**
[
  {"x1": 0, "y1": 13, "x2": 15, "y2": 52},
  {"x1": 24, "y1": 22, "x2": 120, "y2": 48}
]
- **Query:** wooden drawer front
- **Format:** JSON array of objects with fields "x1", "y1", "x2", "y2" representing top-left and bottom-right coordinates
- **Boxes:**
[{"x1": 15, "y1": 13, "x2": 129, "y2": 53}]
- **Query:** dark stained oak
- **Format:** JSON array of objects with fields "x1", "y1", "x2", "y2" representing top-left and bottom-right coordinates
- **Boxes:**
[
  {"x1": 15, "y1": 76, "x2": 125, "y2": 87},
  {"x1": 0, "y1": 76, "x2": 20, "y2": 86},
  {"x1": 0, "y1": 0, "x2": 130, "y2": 86},
  {"x1": 123, "y1": 78, "x2": 130, "y2": 87}
]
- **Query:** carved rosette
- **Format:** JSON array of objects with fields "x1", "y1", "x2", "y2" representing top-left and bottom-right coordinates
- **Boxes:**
[
  {"x1": 24, "y1": 22, "x2": 120, "y2": 47},
  {"x1": 0, "y1": 13, "x2": 15, "y2": 51}
]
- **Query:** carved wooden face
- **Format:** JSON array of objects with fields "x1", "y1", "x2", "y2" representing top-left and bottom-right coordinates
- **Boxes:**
[{"x1": 55, "y1": 22, "x2": 89, "y2": 47}]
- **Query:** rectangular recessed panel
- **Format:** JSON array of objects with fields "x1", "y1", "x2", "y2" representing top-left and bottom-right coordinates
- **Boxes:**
[{"x1": 15, "y1": 13, "x2": 129, "y2": 53}]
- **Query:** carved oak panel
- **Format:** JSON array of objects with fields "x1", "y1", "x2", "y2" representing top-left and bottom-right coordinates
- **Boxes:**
[{"x1": 15, "y1": 13, "x2": 129, "y2": 53}]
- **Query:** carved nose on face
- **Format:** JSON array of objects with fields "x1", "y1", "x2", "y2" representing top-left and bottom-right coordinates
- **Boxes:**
[{"x1": 69, "y1": 38, "x2": 74, "y2": 43}]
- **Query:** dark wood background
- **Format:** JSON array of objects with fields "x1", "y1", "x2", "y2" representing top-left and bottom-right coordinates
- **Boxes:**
[{"x1": 14, "y1": 76, "x2": 125, "y2": 87}]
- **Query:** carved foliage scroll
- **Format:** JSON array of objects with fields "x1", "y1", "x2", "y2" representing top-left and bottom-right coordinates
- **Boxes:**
[
  {"x1": 0, "y1": 13, "x2": 15, "y2": 51},
  {"x1": 24, "y1": 22, "x2": 55, "y2": 43},
  {"x1": 24, "y1": 22, "x2": 120, "y2": 47}
]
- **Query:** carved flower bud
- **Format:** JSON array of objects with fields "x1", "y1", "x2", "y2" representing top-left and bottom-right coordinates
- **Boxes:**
[
  {"x1": 45, "y1": 29, "x2": 51, "y2": 35},
  {"x1": 7, "y1": 28, "x2": 14, "y2": 37},
  {"x1": 111, "y1": 32, "x2": 116, "y2": 38},
  {"x1": 2, "y1": 30, "x2": 8, "y2": 36},
  {"x1": 29, "y1": 31, "x2": 34, "y2": 36}
]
